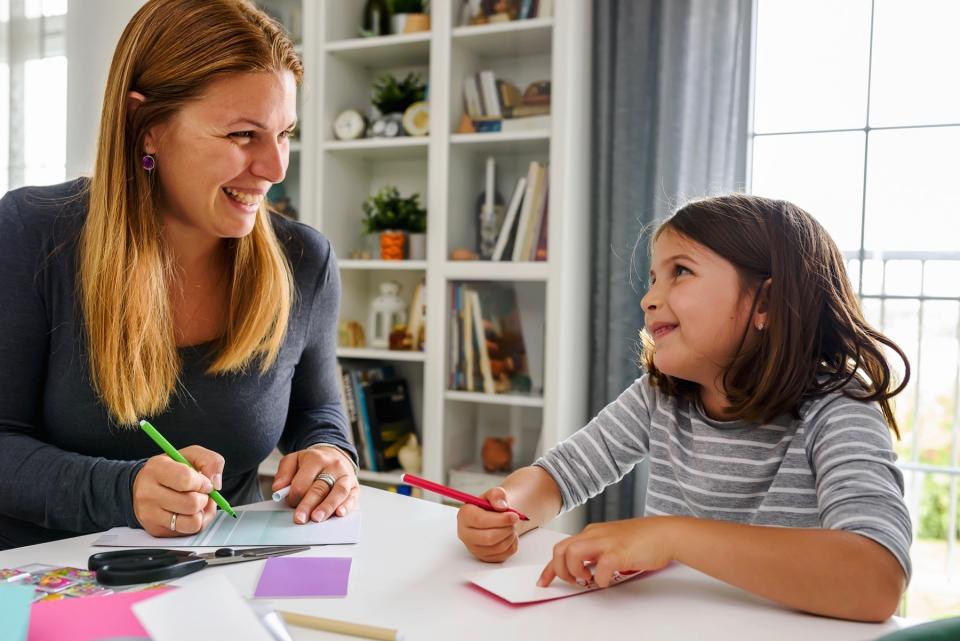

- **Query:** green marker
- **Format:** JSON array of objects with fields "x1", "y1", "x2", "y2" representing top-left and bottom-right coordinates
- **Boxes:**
[{"x1": 138, "y1": 419, "x2": 238, "y2": 518}]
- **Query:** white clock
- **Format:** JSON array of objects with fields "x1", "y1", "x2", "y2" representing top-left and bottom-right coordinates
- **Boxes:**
[{"x1": 333, "y1": 109, "x2": 367, "y2": 140}]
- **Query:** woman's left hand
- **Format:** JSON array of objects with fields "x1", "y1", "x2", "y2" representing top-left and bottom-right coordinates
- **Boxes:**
[
  {"x1": 272, "y1": 446, "x2": 359, "y2": 524},
  {"x1": 538, "y1": 517, "x2": 677, "y2": 589}
]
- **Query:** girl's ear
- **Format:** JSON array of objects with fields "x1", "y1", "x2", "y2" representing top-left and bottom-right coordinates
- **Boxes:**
[{"x1": 753, "y1": 278, "x2": 772, "y2": 331}]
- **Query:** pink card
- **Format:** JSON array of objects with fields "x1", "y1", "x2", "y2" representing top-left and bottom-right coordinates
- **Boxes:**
[{"x1": 28, "y1": 588, "x2": 168, "y2": 641}]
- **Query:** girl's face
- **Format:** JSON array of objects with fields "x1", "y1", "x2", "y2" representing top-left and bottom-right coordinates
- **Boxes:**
[
  {"x1": 145, "y1": 70, "x2": 297, "y2": 241},
  {"x1": 641, "y1": 228, "x2": 758, "y2": 390}
]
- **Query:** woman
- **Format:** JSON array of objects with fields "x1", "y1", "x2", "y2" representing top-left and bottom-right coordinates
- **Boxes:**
[{"x1": 0, "y1": 0, "x2": 358, "y2": 549}]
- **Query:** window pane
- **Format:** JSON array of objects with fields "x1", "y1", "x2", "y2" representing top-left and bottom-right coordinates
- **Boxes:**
[
  {"x1": 753, "y1": 0, "x2": 871, "y2": 133},
  {"x1": 870, "y1": 0, "x2": 960, "y2": 127},
  {"x1": 23, "y1": 56, "x2": 66, "y2": 186},
  {"x1": 864, "y1": 127, "x2": 960, "y2": 252},
  {"x1": 25, "y1": 0, "x2": 66, "y2": 18},
  {"x1": 751, "y1": 131, "x2": 865, "y2": 252}
]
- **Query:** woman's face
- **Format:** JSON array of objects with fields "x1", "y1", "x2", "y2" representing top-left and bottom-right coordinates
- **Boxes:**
[{"x1": 145, "y1": 70, "x2": 297, "y2": 241}]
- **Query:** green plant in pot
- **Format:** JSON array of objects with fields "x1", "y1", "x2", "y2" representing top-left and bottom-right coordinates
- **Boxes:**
[
  {"x1": 362, "y1": 186, "x2": 427, "y2": 260},
  {"x1": 390, "y1": 0, "x2": 430, "y2": 34},
  {"x1": 371, "y1": 72, "x2": 425, "y2": 116}
]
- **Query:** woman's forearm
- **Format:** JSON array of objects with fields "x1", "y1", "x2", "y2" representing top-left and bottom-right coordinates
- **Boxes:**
[{"x1": 667, "y1": 516, "x2": 905, "y2": 622}]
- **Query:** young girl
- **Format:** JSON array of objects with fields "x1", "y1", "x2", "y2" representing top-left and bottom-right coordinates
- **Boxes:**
[{"x1": 457, "y1": 194, "x2": 912, "y2": 622}]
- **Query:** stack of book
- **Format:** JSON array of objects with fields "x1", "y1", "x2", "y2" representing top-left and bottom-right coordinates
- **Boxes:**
[
  {"x1": 336, "y1": 363, "x2": 416, "y2": 472},
  {"x1": 489, "y1": 161, "x2": 548, "y2": 262},
  {"x1": 449, "y1": 283, "x2": 532, "y2": 395},
  {"x1": 462, "y1": 71, "x2": 551, "y2": 133}
]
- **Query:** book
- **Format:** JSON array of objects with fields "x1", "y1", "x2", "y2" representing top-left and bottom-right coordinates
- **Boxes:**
[
  {"x1": 463, "y1": 75, "x2": 483, "y2": 119},
  {"x1": 463, "y1": 287, "x2": 474, "y2": 392},
  {"x1": 470, "y1": 290, "x2": 496, "y2": 394},
  {"x1": 406, "y1": 279, "x2": 425, "y2": 350},
  {"x1": 363, "y1": 379, "x2": 416, "y2": 471},
  {"x1": 534, "y1": 191, "x2": 549, "y2": 261},
  {"x1": 478, "y1": 70, "x2": 501, "y2": 118},
  {"x1": 496, "y1": 79, "x2": 522, "y2": 112},
  {"x1": 335, "y1": 363, "x2": 356, "y2": 450},
  {"x1": 502, "y1": 104, "x2": 550, "y2": 118},
  {"x1": 512, "y1": 162, "x2": 544, "y2": 261},
  {"x1": 473, "y1": 115, "x2": 551, "y2": 134},
  {"x1": 526, "y1": 171, "x2": 549, "y2": 260},
  {"x1": 350, "y1": 370, "x2": 377, "y2": 471},
  {"x1": 491, "y1": 176, "x2": 527, "y2": 261},
  {"x1": 341, "y1": 370, "x2": 367, "y2": 469}
]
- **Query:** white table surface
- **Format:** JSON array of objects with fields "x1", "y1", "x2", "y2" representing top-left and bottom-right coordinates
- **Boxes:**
[{"x1": 0, "y1": 486, "x2": 912, "y2": 641}]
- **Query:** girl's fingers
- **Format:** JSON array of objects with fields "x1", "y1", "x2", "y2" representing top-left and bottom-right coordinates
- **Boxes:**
[{"x1": 537, "y1": 562, "x2": 556, "y2": 587}]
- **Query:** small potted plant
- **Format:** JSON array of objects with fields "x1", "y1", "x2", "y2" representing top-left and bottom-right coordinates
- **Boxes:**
[
  {"x1": 371, "y1": 72, "x2": 425, "y2": 117},
  {"x1": 391, "y1": 0, "x2": 430, "y2": 34},
  {"x1": 362, "y1": 186, "x2": 427, "y2": 260}
]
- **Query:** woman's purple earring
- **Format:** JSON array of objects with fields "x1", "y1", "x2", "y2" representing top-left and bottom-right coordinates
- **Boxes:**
[{"x1": 142, "y1": 154, "x2": 156, "y2": 172}]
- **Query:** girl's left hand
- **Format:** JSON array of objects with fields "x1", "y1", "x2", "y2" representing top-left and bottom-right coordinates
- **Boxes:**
[
  {"x1": 538, "y1": 517, "x2": 677, "y2": 589},
  {"x1": 272, "y1": 446, "x2": 359, "y2": 524}
]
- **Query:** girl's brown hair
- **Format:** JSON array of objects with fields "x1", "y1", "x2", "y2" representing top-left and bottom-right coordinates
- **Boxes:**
[
  {"x1": 640, "y1": 194, "x2": 910, "y2": 436},
  {"x1": 80, "y1": 0, "x2": 302, "y2": 425}
]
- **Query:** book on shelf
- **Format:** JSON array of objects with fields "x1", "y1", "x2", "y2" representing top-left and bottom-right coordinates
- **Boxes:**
[
  {"x1": 449, "y1": 283, "x2": 531, "y2": 395},
  {"x1": 491, "y1": 176, "x2": 527, "y2": 261},
  {"x1": 478, "y1": 70, "x2": 501, "y2": 118},
  {"x1": 340, "y1": 364, "x2": 411, "y2": 472},
  {"x1": 512, "y1": 161, "x2": 547, "y2": 261},
  {"x1": 363, "y1": 379, "x2": 416, "y2": 471},
  {"x1": 463, "y1": 74, "x2": 483, "y2": 120},
  {"x1": 473, "y1": 114, "x2": 551, "y2": 134}
]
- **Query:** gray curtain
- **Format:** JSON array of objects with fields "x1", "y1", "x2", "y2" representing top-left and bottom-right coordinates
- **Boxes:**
[{"x1": 587, "y1": 0, "x2": 753, "y2": 523}]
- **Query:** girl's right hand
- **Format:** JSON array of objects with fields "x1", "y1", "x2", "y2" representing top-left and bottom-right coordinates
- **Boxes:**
[
  {"x1": 457, "y1": 487, "x2": 522, "y2": 562},
  {"x1": 132, "y1": 445, "x2": 225, "y2": 537}
]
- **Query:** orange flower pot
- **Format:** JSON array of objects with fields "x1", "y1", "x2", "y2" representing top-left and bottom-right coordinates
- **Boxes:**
[{"x1": 379, "y1": 231, "x2": 406, "y2": 260}]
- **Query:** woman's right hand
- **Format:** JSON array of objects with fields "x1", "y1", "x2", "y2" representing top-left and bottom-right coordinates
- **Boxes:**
[
  {"x1": 132, "y1": 445, "x2": 225, "y2": 537},
  {"x1": 457, "y1": 486, "x2": 522, "y2": 562}
]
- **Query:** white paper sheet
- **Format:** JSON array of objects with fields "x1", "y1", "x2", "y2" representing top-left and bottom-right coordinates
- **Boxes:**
[
  {"x1": 132, "y1": 574, "x2": 274, "y2": 641},
  {"x1": 466, "y1": 563, "x2": 642, "y2": 604},
  {"x1": 93, "y1": 509, "x2": 361, "y2": 547}
]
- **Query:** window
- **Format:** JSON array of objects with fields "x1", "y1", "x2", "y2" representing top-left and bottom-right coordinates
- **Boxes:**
[
  {"x1": 0, "y1": 0, "x2": 68, "y2": 193},
  {"x1": 750, "y1": 0, "x2": 960, "y2": 618}
]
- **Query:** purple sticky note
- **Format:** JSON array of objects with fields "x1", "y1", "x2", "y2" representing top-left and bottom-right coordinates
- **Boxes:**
[{"x1": 253, "y1": 557, "x2": 351, "y2": 598}]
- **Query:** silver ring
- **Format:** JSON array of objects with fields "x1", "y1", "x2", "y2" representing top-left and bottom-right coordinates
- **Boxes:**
[
  {"x1": 314, "y1": 472, "x2": 337, "y2": 489},
  {"x1": 169, "y1": 512, "x2": 178, "y2": 533}
]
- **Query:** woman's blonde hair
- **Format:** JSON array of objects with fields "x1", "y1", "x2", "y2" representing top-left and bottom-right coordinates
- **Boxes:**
[{"x1": 81, "y1": 0, "x2": 302, "y2": 425}]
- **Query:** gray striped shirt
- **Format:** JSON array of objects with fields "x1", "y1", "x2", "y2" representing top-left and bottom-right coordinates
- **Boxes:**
[{"x1": 535, "y1": 374, "x2": 912, "y2": 580}]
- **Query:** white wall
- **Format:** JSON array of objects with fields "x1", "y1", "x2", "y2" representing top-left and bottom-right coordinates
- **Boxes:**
[{"x1": 65, "y1": 0, "x2": 145, "y2": 179}]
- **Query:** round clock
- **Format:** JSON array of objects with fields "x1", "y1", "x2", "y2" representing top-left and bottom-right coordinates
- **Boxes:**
[
  {"x1": 371, "y1": 113, "x2": 405, "y2": 138},
  {"x1": 333, "y1": 109, "x2": 367, "y2": 140},
  {"x1": 402, "y1": 101, "x2": 430, "y2": 136}
]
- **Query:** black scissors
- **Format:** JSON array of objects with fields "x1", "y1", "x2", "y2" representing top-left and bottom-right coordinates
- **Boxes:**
[{"x1": 88, "y1": 545, "x2": 310, "y2": 586}]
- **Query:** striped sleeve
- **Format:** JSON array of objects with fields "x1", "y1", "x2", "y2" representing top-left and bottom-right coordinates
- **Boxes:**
[
  {"x1": 534, "y1": 376, "x2": 652, "y2": 512},
  {"x1": 804, "y1": 395, "x2": 913, "y2": 581}
]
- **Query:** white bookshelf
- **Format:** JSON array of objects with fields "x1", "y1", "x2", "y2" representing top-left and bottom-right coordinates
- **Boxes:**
[{"x1": 262, "y1": 0, "x2": 591, "y2": 533}]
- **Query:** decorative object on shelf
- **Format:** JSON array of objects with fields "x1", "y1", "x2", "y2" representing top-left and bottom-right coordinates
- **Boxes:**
[
  {"x1": 370, "y1": 72, "x2": 426, "y2": 126},
  {"x1": 368, "y1": 281, "x2": 408, "y2": 349},
  {"x1": 360, "y1": 0, "x2": 391, "y2": 37},
  {"x1": 456, "y1": 113, "x2": 476, "y2": 134},
  {"x1": 390, "y1": 0, "x2": 431, "y2": 34},
  {"x1": 522, "y1": 80, "x2": 551, "y2": 106},
  {"x1": 477, "y1": 156, "x2": 505, "y2": 259},
  {"x1": 378, "y1": 230, "x2": 406, "y2": 260},
  {"x1": 450, "y1": 248, "x2": 479, "y2": 261},
  {"x1": 401, "y1": 101, "x2": 430, "y2": 137},
  {"x1": 348, "y1": 249, "x2": 372, "y2": 260},
  {"x1": 369, "y1": 112, "x2": 405, "y2": 138},
  {"x1": 333, "y1": 108, "x2": 368, "y2": 140},
  {"x1": 362, "y1": 185, "x2": 427, "y2": 260},
  {"x1": 481, "y1": 436, "x2": 514, "y2": 473},
  {"x1": 338, "y1": 320, "x2": 366, "y2": 348},
  {"x1": 488, "y1": 0, "x2": 518, "y2": 22},
  {"x1": 397, "y1": 433, "x2": 422, "y2": 475},
  {"x1": 389, "y1": 324, "x2": 412, "y2": 350}
]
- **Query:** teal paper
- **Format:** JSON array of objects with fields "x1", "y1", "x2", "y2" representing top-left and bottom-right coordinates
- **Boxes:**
[{"x1": 0, "y1": 583, "x2": 33, "y2": 641}]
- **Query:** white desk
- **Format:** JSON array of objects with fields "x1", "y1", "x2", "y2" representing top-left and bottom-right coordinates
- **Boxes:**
[{"x1": 0, "y1": 487, "x2": 911, "y2": 641}]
